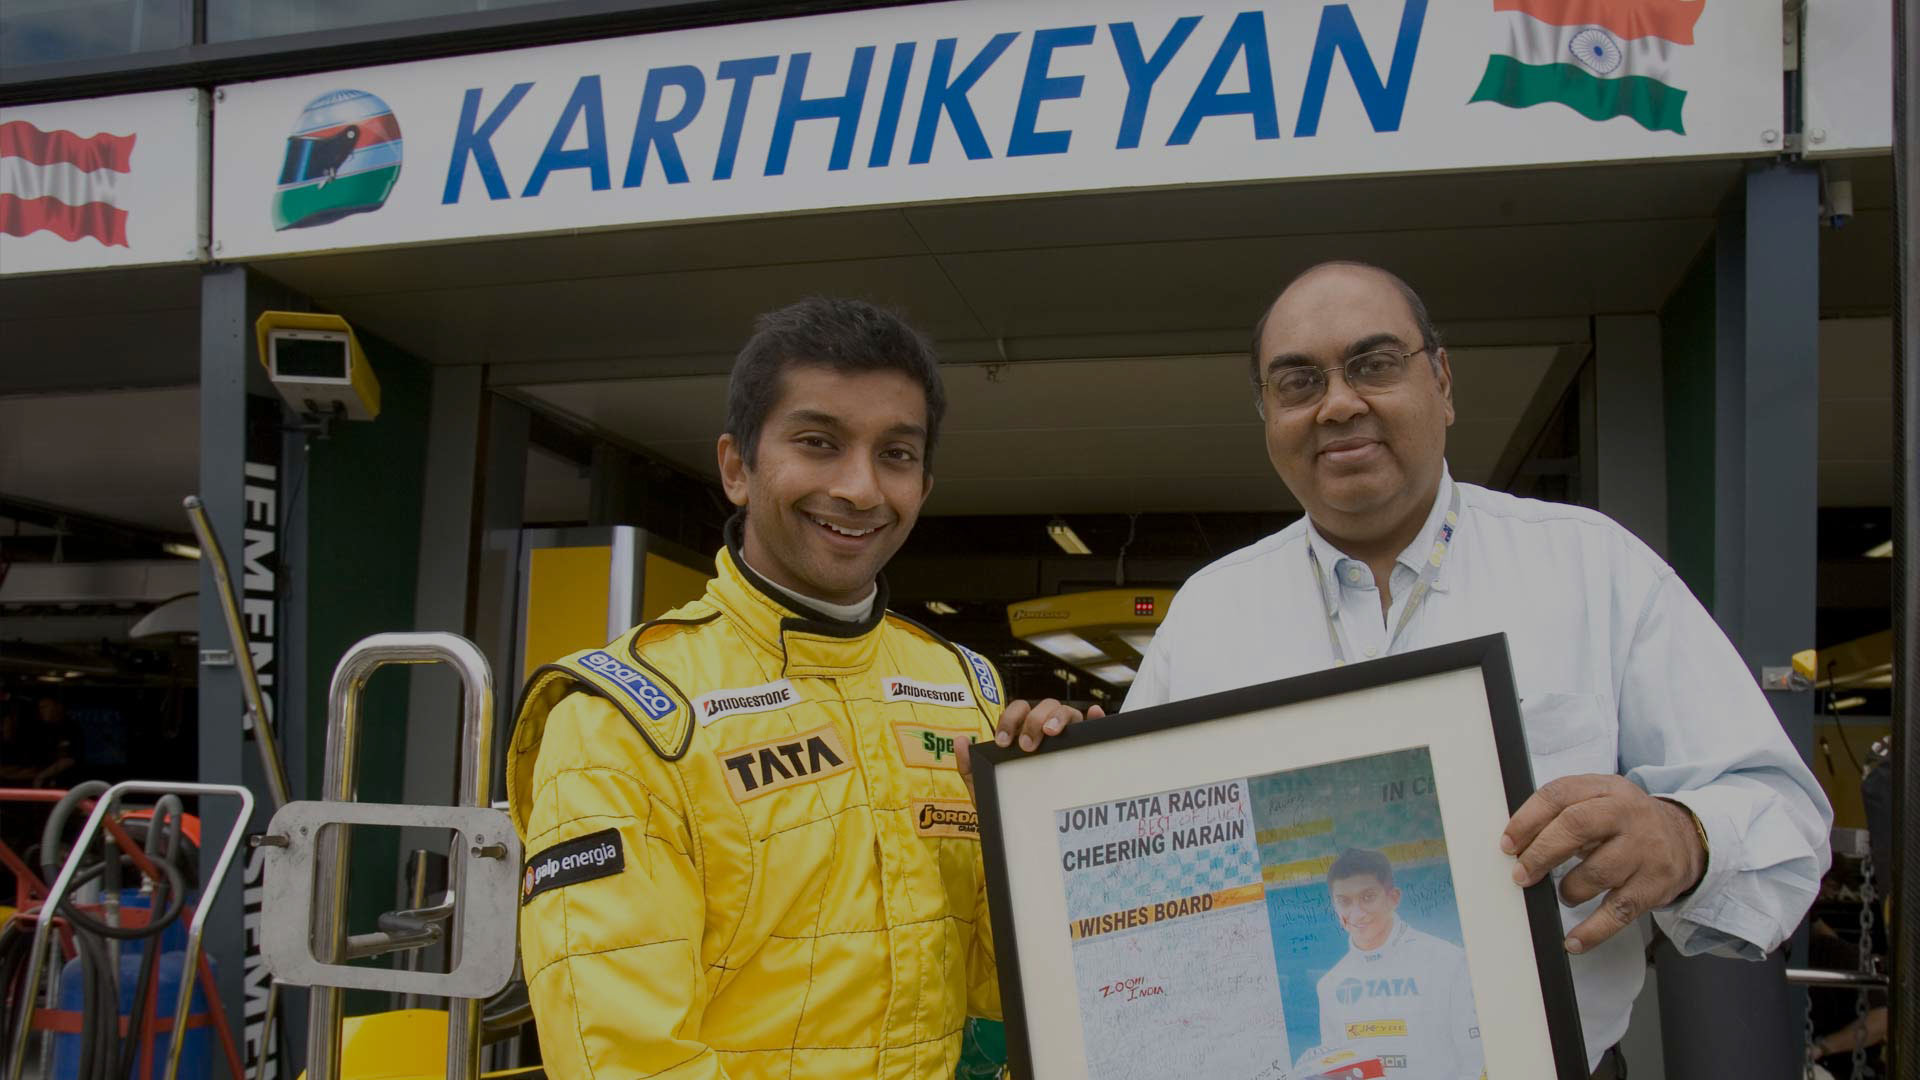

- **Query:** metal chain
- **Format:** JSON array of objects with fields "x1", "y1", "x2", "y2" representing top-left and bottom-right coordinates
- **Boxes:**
[
  {"x1": 1854, "y1": 851, "x2": 1878, "y2": 1079},
  {"x1": 1806, "y1": 986, "x2": 1819, "y2": 1080}
]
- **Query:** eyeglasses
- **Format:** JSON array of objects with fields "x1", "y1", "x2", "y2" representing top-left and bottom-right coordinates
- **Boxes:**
[{"x1": 1254, "y1": 346, "x2": 1430, "y2": 411}]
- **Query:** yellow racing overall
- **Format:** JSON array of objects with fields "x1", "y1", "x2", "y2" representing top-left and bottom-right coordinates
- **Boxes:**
[{"x1": 508, "y1": 538, "x2": 1003, "y2": 1080}]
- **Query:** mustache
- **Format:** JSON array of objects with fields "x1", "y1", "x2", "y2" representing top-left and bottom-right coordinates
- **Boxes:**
[{"x1": 1315, "y1": 426, "x2": 1386, "y2": 453}]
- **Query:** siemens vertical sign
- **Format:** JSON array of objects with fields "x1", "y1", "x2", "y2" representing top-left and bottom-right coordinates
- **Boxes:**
[
  {"x1": 213, "y1": 0, "x2": 1782, "y2": 258},
  {"x1": 239, "y1": 396, "x2": 284, "y2": 1080}
]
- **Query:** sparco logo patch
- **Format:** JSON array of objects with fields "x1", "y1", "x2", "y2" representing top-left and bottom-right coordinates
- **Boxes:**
[
  {"x1": 894, "y1": 723, "x2": 974, "y2": 770},
  {"x1": 956, "y1": 645, "x2": 1001, "y2": 705},
  {"x1": 882, "y1": 677, "x2": 975, "y2": 708},
  {"x1": 521, "y1": 828, "x2": 624, "y2": 905},
  {"x1": 719, "y1": 723, "x2": 853, "y2": 802},
  {"x1": 579, "y1": 650, "x2": 677, "y2": 721},
  {"x1": 694, "y1": 680, "x2": 797, "y2": 725},
  {"x1": 913, "y1": 799, "x2": 979, "y2": 839}
]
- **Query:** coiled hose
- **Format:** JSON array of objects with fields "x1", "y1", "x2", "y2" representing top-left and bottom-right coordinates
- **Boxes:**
[{"x1": 2, "y1": 784, "x2": 197, "y2": 1080}]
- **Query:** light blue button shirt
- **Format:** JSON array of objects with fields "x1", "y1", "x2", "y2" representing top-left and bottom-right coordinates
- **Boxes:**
[{"x1": 1126, "y1": 466, "x2": 1833, "y2": 1067}]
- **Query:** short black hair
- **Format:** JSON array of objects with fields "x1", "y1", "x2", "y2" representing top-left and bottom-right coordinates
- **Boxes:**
[
  {"x1": 1248, "y1": 261, "x2": 1444, "y2": 383},
  {"x1": 1327, "y1": 847, "x2": 1395, "y2": 889},
  {"x1": 724, "y1": 297, "x2": 946, "y2": 473}
]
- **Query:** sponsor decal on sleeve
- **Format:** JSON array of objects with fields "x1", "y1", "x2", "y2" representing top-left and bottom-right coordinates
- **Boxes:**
[
  {"x1": 955, "y1": 644, "x2": 1001, "y2": 706},
  {"x1": 694, "y1": 679, "x2": 798, "y2": 725},
  {"x1": 913, "y1": 798, "x2": 979, "y2": 839},
  {"x1": 579, "y1": 650, "x2": 678, "y2": 721},
  {"x1": 882, "y1": 677, "x2": 976, "y2": 709},
  {"x1": 717, "y1": 723, "x2": 853, "y2": 802},
  {"x1": 521, "y1": 828, "x2": 625, "y2": 904},
  {"x1": 892, "y1": 723, "x2": 974, "y2": 770}
]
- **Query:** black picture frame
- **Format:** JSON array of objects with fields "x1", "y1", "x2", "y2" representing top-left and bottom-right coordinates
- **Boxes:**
[{"x1": 973, "y1": 633, "x2": 1589, "y2": 1080}]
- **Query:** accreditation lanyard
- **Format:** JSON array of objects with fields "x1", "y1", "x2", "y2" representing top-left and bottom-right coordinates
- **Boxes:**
[{"x1": 1305, "y1": 487, "x2": 1461, "y2": 666}]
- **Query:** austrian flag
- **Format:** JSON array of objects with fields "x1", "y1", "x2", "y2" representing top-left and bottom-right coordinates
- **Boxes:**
[
  {"x1": 1469, "y1": 0, "x2": 1705, "y2": 134},
  {"x1": 0, "y1": 120, "x2": 136, "y2": 247}
]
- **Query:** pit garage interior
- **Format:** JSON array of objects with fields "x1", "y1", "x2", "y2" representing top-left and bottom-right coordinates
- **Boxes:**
[{"x1": 0, "y1": 154, "x2": 1899, "y2": 1073}]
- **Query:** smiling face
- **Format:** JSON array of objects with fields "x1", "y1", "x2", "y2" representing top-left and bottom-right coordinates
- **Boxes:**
[
  {"x1": 1256, "y1": 265, "x2": 1454, "y2": 553},
  {"x1": 1330, "y1": 871, "x2": 1401, "y2": 952},
  {"x1": 718, "y1": 364, "x2": 933, "y2": 607}
]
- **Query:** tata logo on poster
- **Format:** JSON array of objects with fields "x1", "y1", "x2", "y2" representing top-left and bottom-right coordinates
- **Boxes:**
[
  {"x1": 273, "y1": 89, "x2": 402, "y2": 229},
  {"x1": 1334, "y1": 975, "x2": 1419, "y2": 1005}
]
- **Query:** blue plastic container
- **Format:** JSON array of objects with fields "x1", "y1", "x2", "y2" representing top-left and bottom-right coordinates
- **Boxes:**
[{"x1": 50, "y1": 945, "x2": 213, "y2": 1080}]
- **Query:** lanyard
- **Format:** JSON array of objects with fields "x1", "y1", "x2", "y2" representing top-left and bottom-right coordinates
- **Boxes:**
[{"x1": 1305, "y1": 487, "x2": 1461, "y2": 666}]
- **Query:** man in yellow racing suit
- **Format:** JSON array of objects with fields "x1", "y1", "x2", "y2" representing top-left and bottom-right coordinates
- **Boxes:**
[{"x1": 506, "y1": 298, "x2": 1084, "y2": 1079}]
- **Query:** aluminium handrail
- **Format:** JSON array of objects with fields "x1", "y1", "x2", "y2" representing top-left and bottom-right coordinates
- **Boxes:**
[{"x1": 306, "y1": 632, "x2": 495, "y2": 1080}]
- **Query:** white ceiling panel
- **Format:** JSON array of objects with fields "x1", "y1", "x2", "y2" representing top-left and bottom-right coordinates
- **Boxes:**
[
  {"x1": 0, "y1": 387, "x2": 199, "y2": 531},
  {"x1": 339, "y1": 255, "x2": 983, "y2": 365},
  {"x1": 523, "y1": 344, "x2": 1557, "y2": 514}
]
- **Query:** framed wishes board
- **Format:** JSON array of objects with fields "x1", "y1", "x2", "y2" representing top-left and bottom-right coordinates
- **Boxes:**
[{"x1": 973, "y1": 635, "x2": 1587, "y2": 1080}]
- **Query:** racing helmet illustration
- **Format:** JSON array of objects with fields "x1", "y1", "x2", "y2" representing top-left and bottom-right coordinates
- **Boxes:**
[{"x1": 272, "y1": 89, "x2": 402, "y2": 231}]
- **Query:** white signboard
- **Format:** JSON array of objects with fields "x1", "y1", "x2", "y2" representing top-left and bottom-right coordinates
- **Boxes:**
[
  {"x1": 214, "y1": 0, "x2": 1782, "y2": 260},
  {"x1": 1803, "y1": 0, "x2": 1892, "y2": 157},
  {"x1": 1, "y1": 89, "x2": 208, "y2": 275}
]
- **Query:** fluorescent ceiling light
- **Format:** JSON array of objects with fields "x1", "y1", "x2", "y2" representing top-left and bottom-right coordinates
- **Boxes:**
[
  {"x1": 1117, "y1": 630, "x2": 1156, "y2": 655},
  {"x1": 924, "y1": 600, "x2": 959, "y2": 615},
  {"x1": 162, "y1": 542, "x2": 202, "y2": 560},
  {"x1": 1086, "y1": 663, "x2": 1137, "y2": 686},
  {"x1": 1831, "y1": 696, "x2": 1866, "y2": 711},
  {"x1": 1864, "y1": 540, "x2": 1892, "y2": 558},
  {"x1": 1051, "y1": 668, "x2": 1080, "y2": 684},
  {"x1": 1028, "y1": 631, "x2": 1105, "y2": 663},
  {"x1": 1047, "y1": 519, "x2": 1091, "y2": 555}
]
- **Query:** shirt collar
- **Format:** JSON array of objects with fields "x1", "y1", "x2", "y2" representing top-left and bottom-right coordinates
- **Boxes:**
[
  {"x1": 1356, "y1": 915, "x2": 1408, "y2": 958},
  {"x1": 1304, "y1": 465, "x2": 1456, "y2": 611},
  {"x1": 707, "y1": 513, "x2": 889, "y2": 676}
]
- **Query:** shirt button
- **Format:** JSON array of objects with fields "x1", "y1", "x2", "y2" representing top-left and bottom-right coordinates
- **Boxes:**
[
  {"x1": 1365, "y1": 647, "x2": 1379, "y2": 658},
  {"x1": 1346, "y1": 568, "x2": 1364, "y2": 585}
]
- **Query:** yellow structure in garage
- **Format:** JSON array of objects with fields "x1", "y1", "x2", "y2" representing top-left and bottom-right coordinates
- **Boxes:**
[
  {"x1": 1005, "y1": 588, "x2": 1175, "y2": 688},
  {"x1": 521, "y1": 532, "x2": 711, "y2": 681}
]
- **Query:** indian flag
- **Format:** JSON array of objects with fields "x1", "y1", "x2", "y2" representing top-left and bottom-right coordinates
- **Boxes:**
[{"x1": 1469, "y1": 0, "x2": 1706, "y2": 134}]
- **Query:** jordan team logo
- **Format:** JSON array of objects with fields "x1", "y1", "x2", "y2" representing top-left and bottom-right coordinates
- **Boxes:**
[
  {"x1": 913, "y1": 799, "x2": 979, "y2": 839},
  {"x1": 273, "y1": 89, "x2": 402, "y2": 230}
]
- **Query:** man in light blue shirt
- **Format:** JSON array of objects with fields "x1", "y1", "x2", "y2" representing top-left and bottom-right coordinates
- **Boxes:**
[{"x1": 1124, "y1": 261, "x2": 1832, "y2": 1075}]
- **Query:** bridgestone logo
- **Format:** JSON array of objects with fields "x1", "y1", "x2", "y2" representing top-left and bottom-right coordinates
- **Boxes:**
[
  {"x1": 883, "y1": 678, "x2": 975, "y2": 708},
  {"x1": 695, "y1": 680, "x2": 798, "y2": 725}
]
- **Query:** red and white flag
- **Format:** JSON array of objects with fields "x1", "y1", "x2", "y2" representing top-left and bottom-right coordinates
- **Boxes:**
[{"x1": 0, "y1": 120, "x2": 136, "y2": 247}]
